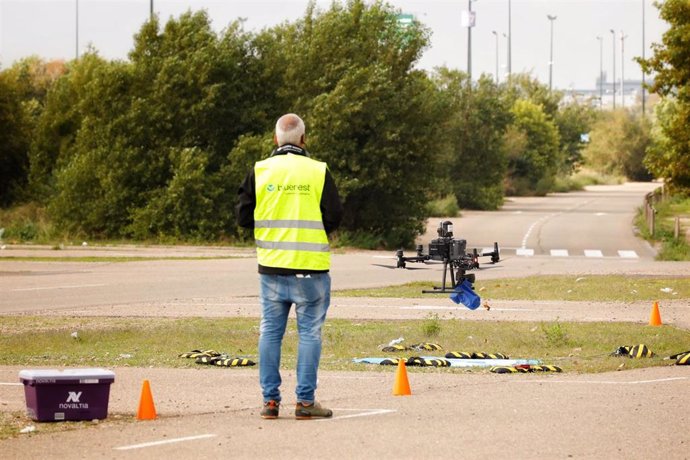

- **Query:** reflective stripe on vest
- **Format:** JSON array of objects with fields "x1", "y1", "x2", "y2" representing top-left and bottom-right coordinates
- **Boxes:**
[
  {"x1": 255, "y1": 220, "x2": 325, "y2": 230},
  {"x1": 254, "y1": 154, "x2": 330, "y2": 270}
]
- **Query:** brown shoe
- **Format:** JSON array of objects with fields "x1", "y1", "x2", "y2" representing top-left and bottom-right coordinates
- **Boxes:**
[
  {"x1": 295, "y1": 401, "x2": 332, "y2": 420},
  {"x1": 261, "y1": 400, "x2": 279, "y2": 419}
]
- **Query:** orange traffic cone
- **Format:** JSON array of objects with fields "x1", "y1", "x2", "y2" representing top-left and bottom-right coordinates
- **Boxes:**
[
  {"x1": 392, "y1": 358, "x2": 412, "y2": 396},
  {"x1": 649, "y1": 301, "x2": 662, "y2": 326},
  {"x1": 137, "y1": 379, "x2": 157, "y2": 420}
]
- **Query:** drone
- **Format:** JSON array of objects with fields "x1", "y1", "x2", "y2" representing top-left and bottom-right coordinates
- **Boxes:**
[{"x1": 394, "y1": 220, "x2": 500, "y2": 294}]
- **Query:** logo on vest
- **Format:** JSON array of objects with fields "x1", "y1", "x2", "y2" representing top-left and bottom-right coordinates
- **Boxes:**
[
  {"x1": 266, "y1": 183, "x2": 311, "y2": 194},
  {"x1": 59, "y1": 391, "x2": 89, "y2": 410}
]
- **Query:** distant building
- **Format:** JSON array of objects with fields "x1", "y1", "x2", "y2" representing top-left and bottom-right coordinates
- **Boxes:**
[{"x1": 563, "y1": 72, "x2": 654, "y2": 109}]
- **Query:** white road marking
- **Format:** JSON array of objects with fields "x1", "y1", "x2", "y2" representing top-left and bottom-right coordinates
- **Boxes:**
[
  {"x1": 595, "y1": 212, "x2": 607, "y2": 216},
  {"x1": 516, "y1": 248, "x2": 534, "y2": 256},
  {"x1": 0, "y1": 382, "x2": 23, "y2": 386},
  {"x1": 113, "y1": 434, "x2": 217, "y2": 451},
  {"x1": 550, "y1": 249, "x2": 569, "y2": 257},
  {"x1": 584, "y1": 249, "x2": 604, "y2": 258},
  {"x1": 12, "y1": 283, "x2": 107, "y2": 292},
  {"x1": 618, "y1": 250, "x2": 639, "y2": 259},
  {"x1": 316, "y1": 408, "x2": 396, "y2": 422},
  {"x1": 519, "y1": 377, "x2": 687, "y2": 385}
]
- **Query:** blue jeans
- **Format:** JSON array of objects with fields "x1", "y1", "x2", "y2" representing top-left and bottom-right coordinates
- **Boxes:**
[{"x1": 259, "y1": 273, "x2": 331, "y2": 404}]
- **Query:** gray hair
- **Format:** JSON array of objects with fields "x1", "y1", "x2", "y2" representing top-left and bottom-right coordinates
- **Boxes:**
[{"x1": 275, "y1": 113, "x2": 305, "y2": 146}]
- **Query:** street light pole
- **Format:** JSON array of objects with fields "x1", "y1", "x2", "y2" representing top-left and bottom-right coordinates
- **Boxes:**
[
  {"x1": 467, "y1": 0, "x2": 476, "y2": 80},
  {"x1": 508, "y1": 0, "x2": 512, "y2": 82},
  {"x1": 75, "y1": 0, "x2": 79, "y2": 59},
  {"x1": 642, "y1": 0, "x2": 646, "y2": 116},
  {"x1": 547, "y1": 15, "x2": 557, "y2": 91},
  {"x1": 621, "y1": 31, "x2": 628, "y2": 108},
  {"x1": 492, "y1": 30, "x2": 499, "y2": 84},
  {"x1": 150, "y1": 0, "x2": 154, "y2": 20},
  {"x1": 597, "y1": 36, "x2": 603, "y2": 109},
  {"x1": 610, "y1": 29, "x2": 616, "y2": 109}
]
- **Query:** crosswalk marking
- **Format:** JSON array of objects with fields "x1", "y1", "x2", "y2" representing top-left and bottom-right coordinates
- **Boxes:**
[{"x1": 509, "y1": 249, "x2": 639, "y2": 259}]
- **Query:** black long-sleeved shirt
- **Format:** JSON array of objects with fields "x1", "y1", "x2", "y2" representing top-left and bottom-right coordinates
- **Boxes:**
[{"x1": 235, "y1": 144, "x2": 343, "y2": 274}]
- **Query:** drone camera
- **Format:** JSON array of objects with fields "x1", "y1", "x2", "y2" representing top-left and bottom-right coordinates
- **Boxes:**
[{"x1": 437, "y1": 220, "x2": 454, "y2": 238}]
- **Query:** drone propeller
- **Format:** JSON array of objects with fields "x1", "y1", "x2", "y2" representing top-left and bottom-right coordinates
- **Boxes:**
[{"x1": 371, "y1": 263, "x2": 431, "y2": 271}]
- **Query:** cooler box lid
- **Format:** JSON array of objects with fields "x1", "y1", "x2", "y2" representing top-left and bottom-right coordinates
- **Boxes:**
[{"x1": 19, "y1": 368, "x2": 115, "y2": 384}]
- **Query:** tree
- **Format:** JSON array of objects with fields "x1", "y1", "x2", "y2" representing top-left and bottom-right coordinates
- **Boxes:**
[
  {"x1": 638, "y1": 0, "x2": 690, "y2": 192},
  {"x1": 433, "y1": 70, "x2": 511, "y2": 210},
  {"x1": 582, "y1": 110, "x2": 653, "y2": 181},
  {"x1": 251, "y1": 1, "x2": 445, "y2": 246},
  {"x1": 0, "y1": 73, "x2": 31, "y2": 206},
  {"x1": 506, "y1": 99, "x2": 561, "y2": 195},
  {"x1": 553, "y1": 101, "x2": 597, "y2": 174},
  {"x1": 44, "y1": 12, "x2": 268, "y2": 239}
]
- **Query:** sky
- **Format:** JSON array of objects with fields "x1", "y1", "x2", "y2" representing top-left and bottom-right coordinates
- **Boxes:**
[{"x1": 0, "y1": 0, "x2": 669, "y2": 90}]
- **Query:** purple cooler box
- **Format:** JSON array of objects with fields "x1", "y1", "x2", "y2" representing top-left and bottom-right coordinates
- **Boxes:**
[{"x1": 19, "y1": 368, "x2": 115, "y2": 422}]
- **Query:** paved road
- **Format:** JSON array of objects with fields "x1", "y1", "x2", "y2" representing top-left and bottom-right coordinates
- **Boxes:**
[
  {"x1": 2, "y1": 182, "x2": 690, "y2": 459},
  {"x1": 0, "y1": 183, "x2": 672, "y2": 315}
]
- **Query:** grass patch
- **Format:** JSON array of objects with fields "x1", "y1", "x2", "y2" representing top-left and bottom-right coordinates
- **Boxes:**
[
  {"x1": 0, "y1": 203, "x2": 61, "y2": 244},
  {"x1": 0, "y1": 411, "x2": 130, "y2": 441},
  {"x1": 0, "y1": 256, "x2": 239, "y2": 262},
  {"x1": 1, "y1": 316, "x2": 688, "y2": 375},
  {"x1": 2, "y1": 315, "x2": 688, "y2": 438},
  {"x1": 336, "y1": 275, "x2": 690, "y2": 301},
  {"x1": 427, "y1": 194, "x2": 460, "y2": 217},
  {"x1": 635, "y1": 194, "x2": 690, "y2": 261}
]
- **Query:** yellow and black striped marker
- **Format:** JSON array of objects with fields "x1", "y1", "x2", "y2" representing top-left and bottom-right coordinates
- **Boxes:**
[
  {"x1": 406, "y1": 357, "x2": 426, "y2": 366},
  {"x1": 382, "y1": 345, "x2": 408, "y2": 352},
  {"x1": 445, "y1": 351, "x2": 472, "y2": 359},
  {"x1": 423, "y1": 358, "x2": 451, "y2": 367},
  {"x1": 629, "y1": 344, "x2": 654, "y2": 358},
  {"x1": 534, "y1": 365, "x2": 562, "y2": 372},
  {"x1": 676, "y1": 353, "x2": 690, "y2": 365},
  {"x1": 411, "y1": 343, "x2": 443, "y2": 351},
  {"x1": 472, "y1": 352, "x2": 510, "y2": 359},
  {"x1": 180, "y1": 349, "x2": 221, "y2": 358},
  {"x1": 195, "y1": 356, "x2": 220, "y2": 365},
  {"x1": 380, "y1": 358, "x2": 401, "y2": 366},
  {"x1": 215, "y1": 358, "x2": 256, "y2": 367},
  {"x1": 490, "y1": 366, "x2": 519, "y2": 373}
]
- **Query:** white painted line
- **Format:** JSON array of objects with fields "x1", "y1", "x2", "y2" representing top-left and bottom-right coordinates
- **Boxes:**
[
  {"x1": 518, "y1": 377, "x2": 687, "y2": 385},
  {"x1": 316, "y1": 408, "x2": 396, "y2": 422},
  {"x1": 371, "y1": 255, "x2": 396, "y2": 259},
  {"x1": 114, "y1": 434, "x2": 217, "y2": 451},
  {"x1": 550, "y1": 249, "x2": 569, "y2": 257},
  {"x1": 618, "y1": 250, "x2": 639, "y2": 259},
  {"x1": 12, "y1": 283, "x2": 107, "y2": 292},
  {"x1": 595, "y1": 212, "x2": 607, "y2": 216},
  {"x1": 584, "y1": 249, "x2": 603, "y2": 258},
  {"x1": 401, "y1": 306, "x2": 465, "y2": 311},
  {"x1": 516, "y1": 248, "x2": 534, "y2": 256},
  {"x1": 0, "y1": 382, "x2": 23, "y2": 386}
]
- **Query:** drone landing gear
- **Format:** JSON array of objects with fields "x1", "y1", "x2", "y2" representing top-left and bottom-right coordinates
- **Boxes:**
[{"x1": 421, "y1": 261, "x2": 476, "y2": 294}]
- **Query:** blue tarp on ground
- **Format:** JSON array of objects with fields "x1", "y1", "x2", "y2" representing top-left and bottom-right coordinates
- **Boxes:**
[{"x1": 353, "y1": 357, "x2": 541, "y2": 367}]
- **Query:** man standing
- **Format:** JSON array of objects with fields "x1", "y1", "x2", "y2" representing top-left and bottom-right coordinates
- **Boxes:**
[{"x1": 236, "y1": 113, "x2": 343, "y2": 420}]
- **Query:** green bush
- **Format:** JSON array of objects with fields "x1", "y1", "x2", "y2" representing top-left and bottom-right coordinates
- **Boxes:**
[{"x1": 427, "y1": 194, "x2": 460, "y2": 217}]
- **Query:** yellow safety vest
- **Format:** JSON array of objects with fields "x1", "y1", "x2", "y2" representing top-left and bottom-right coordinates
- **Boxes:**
[{"x1": 254, "y1": 153, "x2": 330, "y2": 270}]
